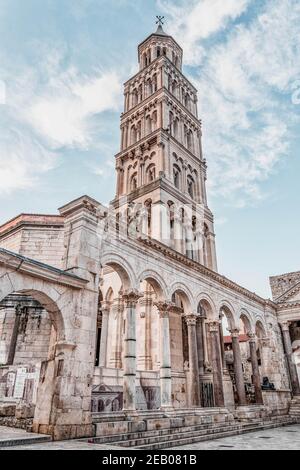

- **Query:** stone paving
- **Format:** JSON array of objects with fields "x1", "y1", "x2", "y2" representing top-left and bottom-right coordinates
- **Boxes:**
[{"x1": 0, "y1": 424, "x2": 300, "y2": 450}]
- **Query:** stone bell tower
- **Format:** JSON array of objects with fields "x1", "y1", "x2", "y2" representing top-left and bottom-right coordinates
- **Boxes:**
[{"x1": 111, "y1": 20, "x2": 217, "y2": 271}]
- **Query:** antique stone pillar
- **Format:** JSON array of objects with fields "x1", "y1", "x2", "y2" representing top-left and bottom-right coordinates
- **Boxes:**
[
  {"x1": 99, "y1": 301, "x2": 110, "y2": 368},
  {"x1": 138, "y1": 292, "x2": 153, "y2": 370},
  {"x1": 196, "y1": 315, "x2": 205, "y2": 375},
  {"x1": 186, "y1": 314, "x2": 200, "y2": 407},
  {"x1": 7, "y1": 305, "x2": 22, "y2": 365},
  {"x1": 281, "y1": 322, "x2": 300, "y2": 396},
  {"x1": 248, "y1": 333, "x2": 263, "y2": 404},
  {"x1": 230, "y1": 328, "x2": 247, "y2": 406},
  {"x1": 122, "y1": 290, "x2": 142, "y2": 411},
  {"x1": 155, "y1": 301, "x2": 172, "y2": 409},
  {"x1": 209, "y1": 321, "x2": 225, "y2": 407},
  {"x1": 219, "y1": 313, "x2": 226, "y2": 370},
  {"x1": 109, "y1": 298, "x2": 123, "y2": 369}
]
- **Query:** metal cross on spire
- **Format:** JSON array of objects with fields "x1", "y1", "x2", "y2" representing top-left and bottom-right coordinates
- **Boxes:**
[{"x1": 156, "y1": 15, "x2": 165, "y2": 26}]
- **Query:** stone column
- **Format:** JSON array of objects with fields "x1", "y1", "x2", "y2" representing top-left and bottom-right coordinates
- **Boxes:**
[
  {"x1": 109, "y1": 299, "x2": 123, "y2": 369},
  {"x1": 230, "y1": 328, "x2": 247, "y2": 406},
  {"x1": 155, "y1": 302, "x2": 172, "y2": 409},
  {"x1": 248, "y1": 333, "x2": 263, "y2": 404},
  {"x1": 209, "y1": 321, "x2": 225, "y2": 407},
  {"x1": 122, "y1": 290, "x2": 142, "y2": 411},
  {"x1": 196, "y1": 316, "x2": 205, "y2": 375},
  {"x1": 219, "y1": 314, "x2": 226, "y2": 370},
  {"x1": 281, "y1": 322, "x2": 300, "y2": 396},
  {"x1": 186, "y1": 314, "x2": 200, "y2": 406},
  {"x1": 7, "y1": 305, "x2": 22, "y2": 365},
  {"x1": 99, "y1": 302, "x2": 110, "y2": 368}
]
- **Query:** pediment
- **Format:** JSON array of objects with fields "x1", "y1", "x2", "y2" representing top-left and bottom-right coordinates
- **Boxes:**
[{"x1": 277, "y1": 281, "x2": 300, "y2": 303}]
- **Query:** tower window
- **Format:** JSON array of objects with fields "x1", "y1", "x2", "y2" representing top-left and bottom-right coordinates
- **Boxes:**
[
  {"x1": 173, "y1": 165, "x2": 181, "y2": 190},
  {"x1": 130, "y1": 173, "x2": 138, "y2": 191},
  {"x1": 187, "y1": 176, "x2": 195, "y2": 199}
]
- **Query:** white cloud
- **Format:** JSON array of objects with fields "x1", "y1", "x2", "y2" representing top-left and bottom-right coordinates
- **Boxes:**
[
  {"x1": 0, "y1": 126, "x2": 58, "y2": 195},
  {"x1": 25, "y1": 69, "x2": 122, "y2": 150},
  {"x1": 162, "y1": 0, "x2": 300, "y2": 206},
  {"x1": 0, "y1": 45, "x2": 123, "y2": 195},
  {"x1": 158, "y1": 0, "x2": 250, "y2": 65}
]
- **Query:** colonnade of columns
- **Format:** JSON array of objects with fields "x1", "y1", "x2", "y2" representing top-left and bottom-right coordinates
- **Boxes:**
[{"x1": 97, "y1": 292, "x2": 271, "y2": 411}]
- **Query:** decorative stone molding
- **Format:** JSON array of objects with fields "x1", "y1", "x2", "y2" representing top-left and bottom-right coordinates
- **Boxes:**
[
  {"x1": 122, "y1": 289, "x2": 143, "y2": 307},
  {"x1": 247, "y1": 332, "x2": 256, "y2": 343},
  {"x1": 185, "y1": 314, "x2": 198, "y2": 326},
  {"x1": 279, "y1": 321, "x2": 291, "y2": 332},
  {"x1": 154, "y1": 301, "x2": 172, "y2": 317},
  {"x1": 208, "y1": 321, "x2": 220, "y2": 333},
  {"x1": 230, "y1": 328, "x2": 241, "y2": 338}
]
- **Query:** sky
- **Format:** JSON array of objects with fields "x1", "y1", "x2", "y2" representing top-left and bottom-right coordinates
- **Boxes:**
[{"x1": 0, "y1": 0, "x2": 300, "y2": 298}]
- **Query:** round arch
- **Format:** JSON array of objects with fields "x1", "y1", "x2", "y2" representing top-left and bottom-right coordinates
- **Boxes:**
[
  {"x1": 169, "y1": 282, "x2": 193, "y2": 312},
  {"x1": 100, "y1": 252, "x2": 136, "y2": 290},
  {"x1": 218, "y1": 300, "x2": 236, "y2": 330},
  {"x1": 239, "y1": 309, "x2": 254, "y2": 334},
  {"x1": 196, "y1": 293, "x2": 217, "y2": 320},
  {"x1": 0, "y1": 273, "x2": 65, "y2": 341},
  {"x1": 137, "y1": 270, "x2": 168, "y2": 301},
  {"x1": 255, "y1": 320, "x2": 267, "y2": 338}
]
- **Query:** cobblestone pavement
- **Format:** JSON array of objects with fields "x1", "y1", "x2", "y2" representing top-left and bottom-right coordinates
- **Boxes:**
[{"x1": 0, "y1": 424, "x2": 300, "y2": 450}]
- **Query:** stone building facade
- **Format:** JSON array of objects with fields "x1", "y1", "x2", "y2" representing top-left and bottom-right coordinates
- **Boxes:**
[{"x1": 0, "y1": 24, "x2": 299, "y2": 441}]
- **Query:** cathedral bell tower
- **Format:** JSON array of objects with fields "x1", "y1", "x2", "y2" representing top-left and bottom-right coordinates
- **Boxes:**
[{"x1": 111, "y1": 19, "x2": 218, "y2": 271}]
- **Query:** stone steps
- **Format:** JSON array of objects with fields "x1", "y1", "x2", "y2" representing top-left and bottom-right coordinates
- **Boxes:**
[
  {"x1": 133, "y1": 419, "x2": 297, "y2": 450},
  {"x1": 90, "y1": 420, "x2": 246, "y2": 445},
  {"x1": 0, "y1": 434, "x2": 51, "y2": 448},
  {"x1": 289, "y1": 399, "x2": 300, "y2": 417},
  {"x1": 89, "y1": 415, "x2": 297, "y2": 450}
]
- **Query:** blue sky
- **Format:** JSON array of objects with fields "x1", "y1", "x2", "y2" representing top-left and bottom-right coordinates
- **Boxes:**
[{"x1": 0, "y1": 0, "x2": 300, "y2": 298}]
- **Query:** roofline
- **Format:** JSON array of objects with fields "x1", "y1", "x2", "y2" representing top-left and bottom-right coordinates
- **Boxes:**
[{"x1": 0, "y1": 213, "x2": 63, "y2": 231}]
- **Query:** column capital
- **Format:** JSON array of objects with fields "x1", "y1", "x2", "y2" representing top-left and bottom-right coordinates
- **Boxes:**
[
  {"x1": 208, "y1": 320, "x2": 220, "y2": 333},
  {"x1": 122, "y1": 289, "x2": 143, "y2": 307},
  {"x1": 100, "y1": 301, "x2": 111, "y2": 314},
  {"x1": 167, "y1": 302, "x2": 184, "y2": 315},
  {"x1": 185, "y1": 314, "x2": 198, "y2": 326},
  {"x1": 280, "y1": 321, "x2": 291, "y2": 332},
  {"x1": 247, "y1": 332, "x2": 256, "y2": 343},
  {"x1": 154, "y1": 301, "x2": 172, "y2": 317},
  {"x1": 229, "y1": 328, "x2": 241, "y2": 338}
]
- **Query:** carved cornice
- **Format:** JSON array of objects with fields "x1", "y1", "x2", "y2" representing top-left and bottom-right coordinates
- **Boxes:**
[{"x1": 277, "y1": 301, "x2": 300, "y2": 309}]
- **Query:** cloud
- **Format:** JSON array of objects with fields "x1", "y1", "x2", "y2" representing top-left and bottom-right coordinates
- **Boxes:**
[
  {"x1": 0, "y1": 124, "x2": 58, "y2": 195},
  {"x1": 158, "y1": 0, "x2": 250, "y2": 65},
  {"x1": 161, "y1": 0, "x2": 300, "y2": 206},
  {"x1": 0, "y1": 45, "x2": 123, "y2": 195},
  {"x1": 24, "y1": 68, "x2": 122, "y2": 150}
]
